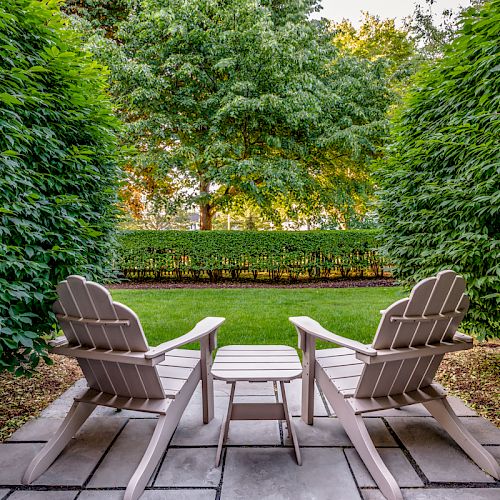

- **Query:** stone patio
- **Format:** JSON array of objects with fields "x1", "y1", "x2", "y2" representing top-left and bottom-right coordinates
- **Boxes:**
[{"x1": 1, "y1": 378, "x2": 499, "y2": 499}]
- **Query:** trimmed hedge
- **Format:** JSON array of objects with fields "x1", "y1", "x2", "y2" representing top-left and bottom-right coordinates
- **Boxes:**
[{"x1": 116, "y1": 230, "x2": 384, "y2": 281}]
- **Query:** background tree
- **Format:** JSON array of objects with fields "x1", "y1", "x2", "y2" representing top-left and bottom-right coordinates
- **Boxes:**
[
  {"x1": 83, "y1": 0, "x2": 389, "y2": 229},
  {"x1": 377, "y1": 0, "x2": 500, "y2": 339},
  {"x1": 0, "y1": 0, "x2": 121, "y2": 374}
]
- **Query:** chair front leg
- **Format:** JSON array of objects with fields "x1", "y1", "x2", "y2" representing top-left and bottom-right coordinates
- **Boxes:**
[
  {"x1": 200, "y1": 332, "x2": 215, "y2": 423},
  {"x1": 298, "y1": 329, "x2": 315, "y2": 425},
  {"x1": 23, "y1": 399, "x2": 96, "y2": 484}
]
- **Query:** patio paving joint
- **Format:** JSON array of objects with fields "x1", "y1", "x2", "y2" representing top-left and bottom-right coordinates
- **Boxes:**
[
  {"x1": 316, "y1": 381, "x2": 333, "y2": 416},
  {"x1": 381, "y1": 417, "x2": 430, "y2": 486},
  {"x1": 342, "y1": 447, "x2": 363, "y2": 498},
  {"x1": 81, "y1": 417, "x2": 130, "y2": 489}
]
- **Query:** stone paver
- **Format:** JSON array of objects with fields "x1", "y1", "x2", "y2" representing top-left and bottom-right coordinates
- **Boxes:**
[
  {"x1": 285, "y1": 379, "x2": 329, "y2": 417},
  {"x1": 154, "y1": 448, "x2": 221, "y2": 487},
  {"x1": 33, "y1": 417, "x2": 126, "y2": 486},
  {"x1": 222, "y1": 447, "x2": 360, "y2": 499},
  {"x1": 89, "y1": 419, "x2": 158, "y2": 487},
  {"x1": 3, "y1": 376, "x2": 500, "y2": 499},
  {"x1": 345, "y1": 448, "x2": 423, "y2": 487},
  {"x1": 287, "y1": 416, "x2": 396, "y2": 447},
  {"x1": 7, "y1": 418, "x2": 63, "y2": 442},
  {"x1": 387, "y1": 417, "x2": 495, "y2": 483},
  {"x1": 79, "y1": 491, "x2": 216, "y2": 500},
  {"x1": 8, "y1": 491, "x2": 78, "y2": 500},
  {"x1": 361, "y1": 488, "x2": 500, "y2": 500},
  {"x1": 0, "y1": 443, "x2": 44, "y2": 485}
]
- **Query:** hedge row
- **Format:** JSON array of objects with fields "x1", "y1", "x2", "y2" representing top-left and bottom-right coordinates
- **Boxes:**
[{"x1": 116, "y1": 230, "x2": 385, "y2": 281}]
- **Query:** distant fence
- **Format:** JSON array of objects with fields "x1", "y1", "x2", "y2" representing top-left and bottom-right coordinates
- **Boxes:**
[{"x1": 116, "y1": 230, "x2": 386, "y2": 281}]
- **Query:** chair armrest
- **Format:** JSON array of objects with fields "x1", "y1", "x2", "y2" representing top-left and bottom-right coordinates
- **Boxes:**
[
  {"x1": 289, "y1": 316, "x2": 376, "y2": 357},
  {"x1": 145, "y1": 317, "x2": 225, "y2": 359},
  {"x1": 48, "y1": 336, "x2": 68, "y2": 348},
  {"x1": 453, "y1": 331, "x2": 473, "y2": 343}
]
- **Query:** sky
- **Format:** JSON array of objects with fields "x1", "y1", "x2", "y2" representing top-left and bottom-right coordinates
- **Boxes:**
[{"x1": 311, "y1": 0, "x2": 473, "y2": 26}]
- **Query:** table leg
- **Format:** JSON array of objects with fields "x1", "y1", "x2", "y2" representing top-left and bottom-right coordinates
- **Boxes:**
[
  {"x1": 216, "y1": 381, "x2": 236, "y2": 467},
  {"x1": 280, "y1": 381, "x2": 302, "y2": 465}
]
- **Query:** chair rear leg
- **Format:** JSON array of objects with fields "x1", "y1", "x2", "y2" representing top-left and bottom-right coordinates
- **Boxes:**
[
  {"x1": 343, "y1": 413, "x2": 402, "y2": 500},
  {"x1": 318, "y1": 371, "x2": 402, "y2": 500},
  {"x1": 23, "y1": 400, "x2": 96, "y2": 484},
  {"x1": 424, "y1": 398, "x2": 500, "y2": 479},
  {"x1": 124, "y1": 406, "x2": 183, "y2": 500}
]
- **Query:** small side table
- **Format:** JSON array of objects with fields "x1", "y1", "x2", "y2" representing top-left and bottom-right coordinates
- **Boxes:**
[{"x1": 211, "y1": 345, "x2": 302, "y2": 466}]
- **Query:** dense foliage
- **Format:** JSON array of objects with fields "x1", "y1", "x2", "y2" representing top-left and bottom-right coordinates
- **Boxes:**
[
  {"x1": 80, "y1": 0, "x2": 390, "y2": 229},
  {"x1": 0, "y1": 0, "x2": 120, "y2": 374},
  {"x1": 378, "y1": 0, "x2": 500, "y2": 339},
  {"x1": 117, "y1": 230, "x2": 384, "y2": 281}
]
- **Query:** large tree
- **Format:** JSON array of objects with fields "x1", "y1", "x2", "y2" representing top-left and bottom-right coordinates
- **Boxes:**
[
  {"x1": 84, "y1": 0, "x2": 389, "y2": 229},
  {"x1": 378, "y1": 0, "x2": 500, "y2": 339}
]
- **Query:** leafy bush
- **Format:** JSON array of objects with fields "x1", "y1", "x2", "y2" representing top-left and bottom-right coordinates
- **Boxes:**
[
  {"x1": 117, "y1": 230, "x2": 384, "y2": 281},
  {"x1": 0, "y1": 0, "x2": 120, "y2": 374},
  {"x1": 378, "y1": 0, "x2": 500, "y2": 339}
]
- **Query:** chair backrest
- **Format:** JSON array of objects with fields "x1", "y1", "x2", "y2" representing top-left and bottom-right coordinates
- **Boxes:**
[
  {"x1": 53, "y1": 275, "x2": 165, "y2": 399},
  {"x1": 355, "y1": 270, "x2": 469, "y2": 398}
]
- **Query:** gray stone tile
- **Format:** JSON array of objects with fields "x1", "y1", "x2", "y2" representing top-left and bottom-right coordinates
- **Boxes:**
[
  {"x1": 285, "y1": 379, "x2": 328, "y2": 417},
  {"x1": 154, "y1": 448, "x2": 221, "y2": 487},
  {"x1": 79, "y1": 491, "x2": 216, "y2": 500},
  {"x1": 7, "y1": 418, "x2": 63, "y2": 442},
  {"x1": 345, "y1": 448, "x2": 423, "y2": 487},
  {"x1": 221, "y1": 447, "x2": 361, "y2": 499},
  {"x1": 458, "y1": 417, "x2": 500, "y2": 445},
  {"x1": 172, "y1": 405, "x2": 226, "y2": 446},
  {"x1": 386, "y1": 417, "x2": 495, "y2": 483},
  {"x1": 8, "y1": 491, "x2": 78, "y2": 500},
  {"x1": 214, "y1": 379, "x2": 274, "y2": 396},
  {"x1": 227, "y1": 420, "x2": 281, "y2": 446},
  {"x1": 486, "y1": 445, "x2": 500, "y2": 460},
  {"x1": 33, "y1": 417, "x2": 126, "y2": 486},
  {"x1": 235, "y1": 381, "x2": 275, "y2": 396},
  {"x1": 287, "y1": 417, "x2": 396, "y2": 447},
  {"x1": 362, "y1": 488, "x2": 500, "y2": 500},
  {"x1": 0, "y1": 490, "x2": 11, "y2": 499},
  {"x1": 0, "y1": 443, "x2": 44, "y2": 485},
  {"x1": 88, "y1": 419, "x2": 158, "y2": 487},
  {"x1": 142, "y1": 492, "x2": 216, "y2": 500}
]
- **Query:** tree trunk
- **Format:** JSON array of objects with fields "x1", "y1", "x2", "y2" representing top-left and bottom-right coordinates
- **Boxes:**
[{"x1": 199, "y1": 179, "x2": 213, "y2": 230}]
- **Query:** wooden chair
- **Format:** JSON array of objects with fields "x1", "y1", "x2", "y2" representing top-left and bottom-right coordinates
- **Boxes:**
[
  {"x1": 23, "y1": 275, "x2": 224, "y2": 500},
  {"x1": 290, "y1": 270, "x2": 500, "y2": 500}
]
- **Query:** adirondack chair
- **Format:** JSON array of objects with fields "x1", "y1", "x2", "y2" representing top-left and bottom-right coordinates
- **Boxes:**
[
  {"x1": 290, "y1": 270, "x2": 500, "y2": 500},
  {"x1": 22, "y1": 275, "x2": 224, "y2": 500}
]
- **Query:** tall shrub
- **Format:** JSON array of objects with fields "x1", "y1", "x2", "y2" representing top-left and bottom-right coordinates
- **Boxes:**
[
  {"x1": 0, "y1": 0, "x2": 120, "y2": 374},
  {"x1": 378, "y1": 0, "x2": 500, "y2": 339}
]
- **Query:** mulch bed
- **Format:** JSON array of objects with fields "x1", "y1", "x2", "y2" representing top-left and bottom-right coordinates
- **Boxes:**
[
  {"x1": 436, "y1": 342, "x2": 499, "y2": 426},
  {"x1": 109, "y1": 278, "x2": 396, "y2": 289},
  {"x1": 0, "y1": 355, "x2": 82, "y2": 442}
]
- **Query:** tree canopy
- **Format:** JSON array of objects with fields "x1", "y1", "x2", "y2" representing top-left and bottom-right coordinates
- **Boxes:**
[
  {"x1": 378, "y1": 0, "x2": 500, "y2": 339},
  {"x1": 81, "y1": 0, "x2": 390, "y2": 229}
]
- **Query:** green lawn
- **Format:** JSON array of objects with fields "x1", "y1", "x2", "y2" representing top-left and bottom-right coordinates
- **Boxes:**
[{"x1": 111, "y1": 287, "x2": 404, "y2": 350}]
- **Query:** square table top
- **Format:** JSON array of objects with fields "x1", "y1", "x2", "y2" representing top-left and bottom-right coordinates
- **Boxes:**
[{"x1": 211, "y1": 345, "x2": 302, "y2": 382}]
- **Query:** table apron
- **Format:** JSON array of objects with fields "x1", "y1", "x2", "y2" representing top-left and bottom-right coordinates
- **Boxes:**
[{"x1": 230, "y1": 402, "x2": 286, "y2": 420}]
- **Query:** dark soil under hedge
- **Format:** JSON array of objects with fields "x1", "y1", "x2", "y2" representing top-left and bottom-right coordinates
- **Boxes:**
[{"x1": 109, "y1": 277, "x2": 396, "y2": 289}]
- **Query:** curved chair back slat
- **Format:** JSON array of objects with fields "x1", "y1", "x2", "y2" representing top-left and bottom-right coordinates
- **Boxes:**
[
  {"x1": 54, "y1": 275, "x2": 164, "y2": 399},
  {"x1": 355, "y1": 270, "x2": 469, "y2": 398}
]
